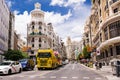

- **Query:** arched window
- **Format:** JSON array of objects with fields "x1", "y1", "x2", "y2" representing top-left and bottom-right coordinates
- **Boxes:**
[
  {"x1": 39, "y1": 38, "x2": 41, "y2": 42},
  {"x1": 39, "y1": 31, "x2": 42, "y2": 35},
  {"x1": 39, "y1": 26, "x2": 42, "y2": 29},
  {"x1": 31, "y1": 38, "x2": 34, "y2": 42},
  {"x1": 32, "y1": 25, "x2": 34, "y2": 29}
]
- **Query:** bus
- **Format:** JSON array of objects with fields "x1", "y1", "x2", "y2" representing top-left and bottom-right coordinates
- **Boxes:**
[{"x1": 36, "y1": 49, "x2": 58, "y2": 70}]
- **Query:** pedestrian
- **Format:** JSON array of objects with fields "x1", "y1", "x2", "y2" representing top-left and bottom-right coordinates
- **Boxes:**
[
  {"x1": 99, "y1": 62, "x2": 102, "y2": 69},
  {"x1": 95, "y1": 61, "x2": 98, "y2": 70}
]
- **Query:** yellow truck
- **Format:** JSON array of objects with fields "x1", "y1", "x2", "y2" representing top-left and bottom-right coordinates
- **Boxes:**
[{"x1": 36, "y1": 49, "x2": 58, "y2": 70}]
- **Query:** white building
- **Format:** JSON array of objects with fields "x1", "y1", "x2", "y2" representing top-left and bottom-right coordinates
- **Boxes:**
[
  {"x1": 27, "y1": 3, "x2": 62, "y2": 58},
  {"x1": 0, "y1": 0, "x2": 10, "y2": 62}
]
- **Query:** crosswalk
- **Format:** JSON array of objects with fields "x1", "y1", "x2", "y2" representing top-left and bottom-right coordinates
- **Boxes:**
[{"x1": 8, "y1": 75, "x2": 103, "y2": 80}]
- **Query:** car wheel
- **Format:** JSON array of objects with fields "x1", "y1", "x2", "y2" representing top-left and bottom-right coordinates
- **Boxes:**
[
  {"x1": 19, "y1": 68, "x2": 21, "y2": 73},
  {"x1": 8, "y1": 69, "x2": 11, "y2": 75},
  {"x1": 38, "y1": 68, "x2": 41, "y2": 70}
]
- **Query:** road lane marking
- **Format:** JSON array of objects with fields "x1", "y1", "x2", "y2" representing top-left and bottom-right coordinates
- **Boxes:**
[
  {"x1": 61, "y1": 77, "x2": 67, "y2": 78},
  {"x1": 50, "y1": 76, "x2": 56, "y2": 78},
  {"x1": 83, "y1": 77, "x2": 90, "y2": 79},
  {"x1": 95, "y1": 77, "x2": 102, "y2": 80},
  {"x1": 29, "y1": 75, "x2": 37, "y2": 78},
  {"x1": 19, "y1": 76, "x2": 24, "y2": 77},
  {"x1": 72, "y1": 64, "x2": 75, "y2": 70},
  {"x1": 72, "y1": 77, "x2": 78, "y2": 79},
  {"x1": 39, "y1": 71, "x2": 52, "y2": 76},
  {"x1": 40, "y1": 76, "x2": 46, "y2": 78}
]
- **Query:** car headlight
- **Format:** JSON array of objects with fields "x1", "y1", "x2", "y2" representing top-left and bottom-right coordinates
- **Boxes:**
[{"x1": 4, "y1": 68, "x2": 9, "y2": 70}]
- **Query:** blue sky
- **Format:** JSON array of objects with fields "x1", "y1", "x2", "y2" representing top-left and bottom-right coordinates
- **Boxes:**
[{"x1": 5, "y1": 0, "x2": 91, "y2": 42}]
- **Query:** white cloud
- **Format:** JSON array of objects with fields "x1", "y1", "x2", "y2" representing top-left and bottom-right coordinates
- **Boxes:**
[
  {"x1": 50, "y1": 0, "x2": 65, "y2": 7},
  {"x1": 13, "y1": 10, "x2": 20, "y2": 15},
  {"x1": 50, "y1": 0, "x2": 86, "y2": 7},
  {"x1": 5, "y1": 0, "x2": 14, "y2": 8},
  {"x1": 14, "y1": 0, "x2": 90, "y2": 43},
  {"x1": 49, "y1": 1, "x2": 90, "y2": 42},
  {"x1": 14, "y1": 11, "x2": 31, "y2": 40},
  {"x1": 44, "y1": 10, "x2": 72, "y2": 25}
]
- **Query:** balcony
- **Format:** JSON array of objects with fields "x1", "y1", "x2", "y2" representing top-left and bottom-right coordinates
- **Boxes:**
[
  {"x1": 99, "y1": 11, "x2": 120, "y2": 29},
  {"x1": 28, "y1": 32, "x2": 48, "y2": 39},
  {"x1": 29, "y1": 32, "x2": 43, "y2": 35},
  {"x1": 109, "y1": 0, "x2": 120, "y2": 7},
  {"x1": 97, "y1": 36, "x2": 120, "y2": 50}
]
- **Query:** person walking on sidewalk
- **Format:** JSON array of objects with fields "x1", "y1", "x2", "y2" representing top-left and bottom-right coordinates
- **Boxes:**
[
  {"x1": 95, "y1": 61, "x2": 99, "y2": 70},
  {"x1": 98, "y1": 62, "x2": 102, "y2": 70}
]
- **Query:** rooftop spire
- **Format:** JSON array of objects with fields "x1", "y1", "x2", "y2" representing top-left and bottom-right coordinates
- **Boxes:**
[{"x1": 34, "y1": 2, "x2": 41, "y2": 9}]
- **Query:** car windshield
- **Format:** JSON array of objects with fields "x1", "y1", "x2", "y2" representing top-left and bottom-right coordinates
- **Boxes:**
[
  {"x1": 0, "y1": 62, "x2": 11, "y2": 66},
  {"x1": 37, "y1": 52, "x2": 51, "y2": 58}
]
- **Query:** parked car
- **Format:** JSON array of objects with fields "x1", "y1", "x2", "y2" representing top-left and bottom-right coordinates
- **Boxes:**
[
  {"x1": 0, "y1": 61, "x2": 22, "y2": 75},
  {"x1": 19, "y1": 59, "x2": 35, "y2": 70}
]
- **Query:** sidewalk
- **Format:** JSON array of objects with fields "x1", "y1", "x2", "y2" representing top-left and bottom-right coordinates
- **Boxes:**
[{"x1": 84, "y1": 64, "x2": 120, "y2": 80}]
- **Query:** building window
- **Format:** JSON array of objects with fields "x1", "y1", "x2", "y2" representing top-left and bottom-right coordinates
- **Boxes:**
[
  {"x1": 113, "y1": 8, "x2": 118, "y2": 13},
  {"x1": 110, "y1": 48, "x2": 113, "y2": 56},
  {"x1": 101, "y1": 52, "x2": 105, "y2": 58},
  {"x1": 104, "y1": 27, "x2": 108, "y2": 40},
  {"x1": 86, "y1": 34, "x2": 88, "y2": 37},
  {"x1": 32, "y1": 25, "x2": 34, "y2": 29},
  {"x1": 44, "y1": 41, "x2": 46, "y2": 43},
  {"x1": 44, "y1": 29, "x2": 46, "y2": 31},
  {"x1": 32, "y1": 44, "x2": 34, "y2": 48},
  {"x1": 31, "y1": 51, "x2": 34, "y2": 54},
  {"x1": 39, "y1": 26, "x2": 42, "y2": 29},
  {"x1": 100, "y1": 33, "x2": 102, "y2": 42},
  {"x1": 109, "y1": 20, "x2": 120, "y2": 38},
  {"x1": 100, "y1": 9, "x2": 101, "y2": 16},
  {"x1": 116, "y1": 45, "x2": 120, "y2": 55},
  {"x1": 39, "y1": 44, "x2": 41, "y2": 48},
  {"x1": 39, "y1": 38, "x2": 41, "y2": 42},
  {"x1": 113, "y1": 0, "x2": 118, "y2": 3},
  {"x1": 39, "y1": 31, "x2": 42, "y2": 35},
  {"x1": 87, "y1": 39, "x2": 89, "y2": 43},
  {"x1": 31, "y1": 38, "x2": 34, "y2": 42},
  {"x1": 98, "y1": 0, "x2": 100, "y2": 5},
  {"x1": 105, "y1": 50, "x2": 108, "y2": 57}
]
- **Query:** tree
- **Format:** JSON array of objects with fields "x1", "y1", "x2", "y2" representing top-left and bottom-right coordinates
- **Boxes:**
[
  {"x1": 82, "y1": 46, "x2": 91, "y2": 59},
  {"x1": 4, "y1": 49, "x2": 28, "y2": 61},
  {"x1": 77, "y1": 53, "x2": 83, "y2": 60}
]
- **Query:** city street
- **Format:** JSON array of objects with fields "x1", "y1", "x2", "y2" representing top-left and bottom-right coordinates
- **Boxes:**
[{"x1": 0, "y1": 63, "x2": 107, "y2": 80}]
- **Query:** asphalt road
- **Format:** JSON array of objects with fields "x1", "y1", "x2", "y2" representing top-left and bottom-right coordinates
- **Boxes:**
[{"x1": 0, "y1": 63, "x2": 108, "y2": 80}]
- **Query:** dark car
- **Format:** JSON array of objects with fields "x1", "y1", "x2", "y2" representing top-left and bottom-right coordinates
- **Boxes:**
[{"x1": 19, "y1": 59, "x2": 35, "y2": 71}]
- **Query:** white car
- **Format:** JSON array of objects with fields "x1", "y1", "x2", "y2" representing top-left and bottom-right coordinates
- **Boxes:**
[{"x1": 0, "y1": 61, "x2": 22, "y2": 75}]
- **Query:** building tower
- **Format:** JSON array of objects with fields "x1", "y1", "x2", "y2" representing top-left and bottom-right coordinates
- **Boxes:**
[
  {"x1": 66, "y1": 36, "x2": 72, "y2": 60},
  {"x1": 27, "y1": 3, "x2": 52, "y2": 58}
]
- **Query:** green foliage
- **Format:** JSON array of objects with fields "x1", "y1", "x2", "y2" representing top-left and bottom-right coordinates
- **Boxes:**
[
  {"x1": 21, "y1": 52, "x2": 29, "y2": 58},
  {"x1": 4, "y1": 49, "x2": 29, "y2": 61},
  {"x1": 82, "y1": 46, "x2": 91, "y2": 59},
  {"x1": 77, "y1": 53, "x2": 82, "y2": 60}
]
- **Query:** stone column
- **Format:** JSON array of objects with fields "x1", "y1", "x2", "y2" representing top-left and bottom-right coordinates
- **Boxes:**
[
  {"x1": 107, "y1": 26, "x2": 110, "y2": 39},
  {"x1": 113, "y1": 45, "x2": 117, "y2": 58}
]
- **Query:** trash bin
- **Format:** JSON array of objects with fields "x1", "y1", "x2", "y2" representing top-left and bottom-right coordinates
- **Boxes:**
[
  {"x1": 116, "y1": 65, "x2": 120, "y2": 77},
  {"x1": 116, "y1": 61, "x2": 120, "y2": 77},
  {"x1": 110, "y1": 58, "x2": 120, "y2": 76}
]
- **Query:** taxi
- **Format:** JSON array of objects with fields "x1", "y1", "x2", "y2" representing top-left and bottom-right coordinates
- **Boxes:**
[{"x1": 0, "y1": 61, "x2": 22, "y2": 75}]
